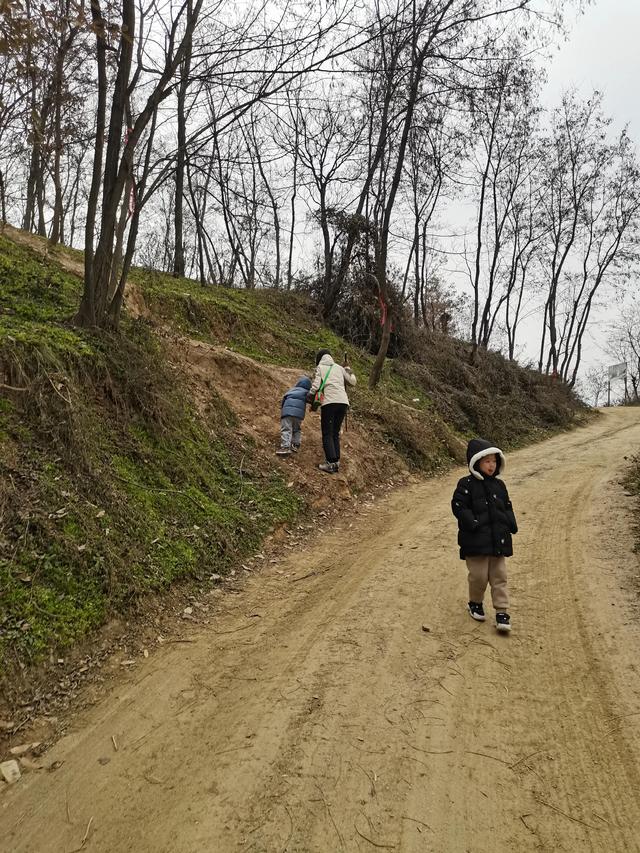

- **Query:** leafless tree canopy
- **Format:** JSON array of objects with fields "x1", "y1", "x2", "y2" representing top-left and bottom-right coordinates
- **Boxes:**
[{"x1": 2, "y1": 0, "x2": 636, "y2": 387}]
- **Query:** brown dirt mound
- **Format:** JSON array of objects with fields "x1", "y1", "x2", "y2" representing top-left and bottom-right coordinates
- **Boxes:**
[{"x1": 170, "y1": 334, "x2": 409, "y2": 504}]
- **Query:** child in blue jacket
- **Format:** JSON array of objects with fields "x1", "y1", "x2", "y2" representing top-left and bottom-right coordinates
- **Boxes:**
[{"x1": 276, "y1": 376, "x2": 312, "y2": 457}]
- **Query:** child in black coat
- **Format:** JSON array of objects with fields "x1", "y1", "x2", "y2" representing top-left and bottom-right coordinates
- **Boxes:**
[{"x1": 451, "y1": 438, "x2": 518, "y2": 632}]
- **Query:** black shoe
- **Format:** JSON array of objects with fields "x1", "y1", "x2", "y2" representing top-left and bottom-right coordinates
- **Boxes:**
[
  {"x1": 291, "y1": 444, "x2": 300, "y2": 453},
  {"x1": 496, "y1": 612, "x2": 511, "y2": 632},
  {"x1": 468, "y1": 601, "x2": 486, "y2": 622},
  {"x1": 276, "y1": 447, "x2": 292, "y2": 457}
]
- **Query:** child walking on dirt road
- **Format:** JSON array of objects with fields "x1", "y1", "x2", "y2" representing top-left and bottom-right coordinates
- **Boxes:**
[
  {"x1": 451, "y1": 438, "x2": 518, "y2": 632},
  {"x1": 276, "y1": 376, "x2": 312, "y2": 457}
]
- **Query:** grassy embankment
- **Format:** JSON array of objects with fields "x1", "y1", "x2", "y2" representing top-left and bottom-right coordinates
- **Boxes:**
[
  {"x1": 136, "y1": 266, "x2": 582, "y2": 458},
  {"x1": 0, "y1": 237, "x2": 302, "y2": 673},
  {"x1": 0, "y1": 231, "x2": 582, "y2": 674}
]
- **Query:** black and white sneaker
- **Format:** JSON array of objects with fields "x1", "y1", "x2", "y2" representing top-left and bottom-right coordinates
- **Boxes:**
[
  {"x1": 468, "y1": 601, "x2": 486, "y2": 622},
  {"x1": 276, "y1": 447, "x2": 292, "y2": 457},
  {"x1": 496, "y1": 612, "x2": 511, "y2": 632}
]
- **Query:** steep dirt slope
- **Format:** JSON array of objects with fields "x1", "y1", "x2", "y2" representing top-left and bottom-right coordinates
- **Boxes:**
[
  {"x1": 2, "y1": 408, "x2": 640, "y2": 852},
  {"x1": 1, "y1": 220, "x2": 462, "y2": 505},
  {"x1": 170, "y1": 335, "x2": 418, "y2": 501}
]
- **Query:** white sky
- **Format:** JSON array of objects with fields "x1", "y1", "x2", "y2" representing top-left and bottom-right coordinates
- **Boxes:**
[
  {"x1": 544, "y1": 0, "x2": 640, "y2": 139},
  {"x1": 515, "y1": 0, "x2": 640, "y2": 391}
]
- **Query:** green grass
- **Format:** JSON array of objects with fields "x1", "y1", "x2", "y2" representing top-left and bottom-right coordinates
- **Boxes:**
[
  {"x1": 135, "y1": 268, "x2": 443, "y2": 416},
  {"x1": 0, "y1": 231, "x2": 582, "y2": 672},
  {"x1": 0, "y1": 366, "x2": 301, "y2": 664},
  {"x1": 135, "y1": 267, "x2": 466, "y2": 471},
  {"x1": 135, "y1": 268, "x2": 347, "y2": 364},
  {"x1": 0, "y1": 235, "x2": 95, "y2": 358},
  {"x1": 0, "y1": 239, "x2": 301, "y2": 668}
]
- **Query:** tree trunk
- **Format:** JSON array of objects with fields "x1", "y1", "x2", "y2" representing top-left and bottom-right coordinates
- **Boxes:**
[
  {"x1": 107, "y1": 181, "x2": 132, "y2": 302},
  {"x1": 287, "y1": 124, "x2": 299, "y2": 290},
  {"x1": 108, "y1": 109, "x2": 158, "y2": 325},
  {"x1": 77, "y1": 0, "x2": 108, "y2": 327},
  {"x1": 470, "y1": 111, "x2": 499, "y2": 359},
  {"x1": 23, "y1": 137, "x2": 40, "y2": 232},
  {"x1": 252, "y1": 124, "x2": 281, "y2": 287},
  {"x1": 22, "y1": 0, "x2": 37, "y2": 232},
  {"x1": 0, "y1": 169, "x2": 6, "y2": 224},
  {"x1": 90, "y1": 0, "x2": 136, "y2": 321},
  {"x1": 412, "y1": 214, "x2": 420, "y2": 323},
  {"x1": 50, "y1": 52, "x2": 65, "y2": 245},
  {"x1": 369, "y1": 313, "x2": 392, "y2": 389},
  {"x1": 68, "y1": 152, "x2": 84, "y2": 247},
  {"x1": 173, "y1": 26, "x2": 192, "y2": 278}
]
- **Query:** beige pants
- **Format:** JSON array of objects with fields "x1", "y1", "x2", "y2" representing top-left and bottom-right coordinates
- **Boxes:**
[{"x1": 466, "y1": 555, "x2": 509, "y2": 612}]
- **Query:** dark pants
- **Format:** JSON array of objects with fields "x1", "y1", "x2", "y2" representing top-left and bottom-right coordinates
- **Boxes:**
[{"x1": 320, "y1": 403, "x2": 348, "y2": 463}]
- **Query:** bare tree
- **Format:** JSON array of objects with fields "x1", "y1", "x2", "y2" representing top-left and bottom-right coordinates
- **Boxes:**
[
  {"x1": 289, "y1": 93, "x2": 364, "y2": 303},
  {"x1": 463, "y1": 53, "x2": 541, "y2": 359},
  {"x1": 285, "y1": 89, "x2": 302, "y2": 290},
  {"x1": 538, "y1": 94, "x2": 640, "y2": 385},
  {"x1": 324, "y1": 0, "x2": 558, "y2": 387},
  {"x1": 581, "y1": 366, "x2": 609, "y2": 407},
  {"x1": 537, "y1": 92, "x2": 609, "y2": 376},
  {"x1": 173, "y1": 13, "x2": 195, "y2": 279},
  {"x1": 502, "y1": 173, "x2": 546, "y2": 359},
  {"x1": 78, "y1": 0, "x2": 205, "y2": 328},
  {"x1": 608, "y1": 301, "x2": 640, "y2": 402},
  {"x1": 403, "y1": 101, "x2": 461, "y2": 324},
  {"x1": 13, "y1": 0, "x2": 83, "y2": 240},
  {"x1": 0, "y1": 6, "x2": 31, "y2": 225},
  {"x1": 246, "y1": 109, "x2": 285, "y2": 288},
  {"x1": 118, "y1": 0, "x2": 369, "y2": 297}
]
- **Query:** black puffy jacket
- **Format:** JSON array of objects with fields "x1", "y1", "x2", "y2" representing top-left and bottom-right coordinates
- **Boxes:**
[{"x1": 452, "y1": 437, "x2": 518, "y2": 561}]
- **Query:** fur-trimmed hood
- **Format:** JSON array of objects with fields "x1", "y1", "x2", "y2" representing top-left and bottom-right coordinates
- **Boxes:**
[{"x1": 466, "y1": 438, "x2": 506, "y2": 480}]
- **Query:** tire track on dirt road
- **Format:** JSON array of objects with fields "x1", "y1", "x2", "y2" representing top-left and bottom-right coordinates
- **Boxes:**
[{"x1": 2, "y1": 409, "x2": 640, "y2": 852}]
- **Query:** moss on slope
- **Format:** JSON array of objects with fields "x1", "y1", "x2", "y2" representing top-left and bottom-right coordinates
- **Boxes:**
[{"x1": 0, "y1": 239, "x2": 299, "y2": 670}]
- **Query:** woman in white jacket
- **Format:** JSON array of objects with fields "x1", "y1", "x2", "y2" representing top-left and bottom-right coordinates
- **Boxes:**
[{"x1": 309, "y1": 349, "x2": 356, "y2": 473}]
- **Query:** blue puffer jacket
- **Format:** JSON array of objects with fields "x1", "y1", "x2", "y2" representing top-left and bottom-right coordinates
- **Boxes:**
[{"x1": 281, "y1": 377, "x2": 311, "y2": 420}]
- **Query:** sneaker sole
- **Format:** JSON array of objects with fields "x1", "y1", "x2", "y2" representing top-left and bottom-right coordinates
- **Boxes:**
[
  {"x1": 468, "y1": 609, "x2": 486, "y2": 622},
  {"x1": 496, "y1": 623, "x2": 512, "y2": 632}
]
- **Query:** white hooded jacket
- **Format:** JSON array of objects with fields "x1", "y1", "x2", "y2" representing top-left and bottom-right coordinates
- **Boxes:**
[{"x1": 309, "y1": 354, "x2": 356, "y2": 407}]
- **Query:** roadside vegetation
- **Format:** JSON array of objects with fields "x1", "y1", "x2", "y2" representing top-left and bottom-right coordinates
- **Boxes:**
[{"x1": 0, "y1": 230, "x2": 583, "y2": 682}]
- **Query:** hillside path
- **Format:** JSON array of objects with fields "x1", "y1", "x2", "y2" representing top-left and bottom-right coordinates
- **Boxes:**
[{"x1": 3, "y1": 408, "x2": 640, "y2": 852}]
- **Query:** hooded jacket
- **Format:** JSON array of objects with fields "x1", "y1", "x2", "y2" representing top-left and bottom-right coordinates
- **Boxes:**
[
  {"x1": 281, "y1": 377, "x2": 312, "y2": 421},
  {"x1": 451, "y1": 438, "x2": 518, "y2": 560},
  {"x1": 309, "y1": 353, "x2": 356, "y2": 407}
]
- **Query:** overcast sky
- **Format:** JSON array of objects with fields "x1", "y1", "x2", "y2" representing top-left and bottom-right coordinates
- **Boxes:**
[
  {"x1": 544, "y1": 0, "x2": 640, "y2": 138},
  {"x1": 521, "y1": 0, "x2": 640, "y2": 389}
]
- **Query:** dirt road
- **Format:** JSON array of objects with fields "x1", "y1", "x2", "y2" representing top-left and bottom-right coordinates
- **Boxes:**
[{"x1": 3, "y1": 408, "x2": 640, "y2": 853}]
